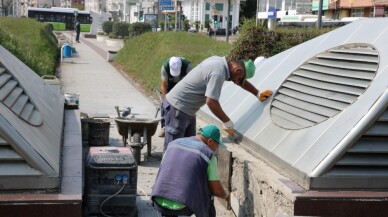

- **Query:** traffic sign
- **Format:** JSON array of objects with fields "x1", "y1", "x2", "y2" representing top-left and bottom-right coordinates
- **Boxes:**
[
  {"x1": 268, "y1": 7, "x2": 277, "y2": 19},
  {"x1": 161, "y1": 6, "x2": 174, "y2": 10},
  {"x1": 160, "y1": 0, "x2": 172, "y2": 6}
]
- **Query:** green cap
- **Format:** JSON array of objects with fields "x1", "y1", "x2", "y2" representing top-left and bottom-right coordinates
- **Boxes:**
[
  {"x1": 244, "y1": 59, "x2": 256, "y2": 79},
  {"x1": 199, "y1": 125, "x2": 226, "y2": 148}
]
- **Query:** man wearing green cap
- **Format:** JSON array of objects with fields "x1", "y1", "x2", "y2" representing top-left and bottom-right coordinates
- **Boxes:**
[
  {"x1": 163, "y1": 56, "x2": 273, "y2": 150},
  {"x1": 151, "y1": 124, "x2": 230, "y2": 217}
]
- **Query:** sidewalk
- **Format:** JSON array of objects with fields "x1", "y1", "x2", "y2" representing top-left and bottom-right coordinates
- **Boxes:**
[{"x1": 58, "y1": 32, "x2": 235, "y2": 217}]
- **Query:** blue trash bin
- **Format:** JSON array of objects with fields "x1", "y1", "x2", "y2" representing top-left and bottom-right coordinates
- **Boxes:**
[{"x1": 63, "y1": 44, "x2": 72, "y2": 57}]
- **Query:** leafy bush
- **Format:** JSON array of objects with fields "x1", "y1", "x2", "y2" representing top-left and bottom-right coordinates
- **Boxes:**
[
  {"x1": 102, "y1": 21, "x2": 113, "y2": 34},
  {"x1": 112, "y1": 21, "x2": 130, "y2": 37},
  {"x1": 108, "y1": 32, "x2": 118, "y2": 39},
  {"x1": 159, "y1": 21, "x2": 165, "y2": 31},
  {"x1": 228, "y1": 19, "x2": 336, "y2": 60},
  {"x1": 194, "y1": 20, "x2": 200, "y2": 31},
  {"x1": 128, "y1": 22, "x2": 152, "y2": 38},
  {"x1": 0, "y1": 17, "x2": 58, "y2": 76},
  {"x1": 204, "y1": 20, "x2": 210, "y2": 29},
  {"x1": 183, "y1": 20, "x2": 190, "y2": 31}
]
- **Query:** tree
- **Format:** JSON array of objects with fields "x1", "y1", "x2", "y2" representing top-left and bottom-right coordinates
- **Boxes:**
[
  {"x1": 194, "y1": 20, "x2": 200, "y2": 31},
  {"x1": 2, "y1": 0, "x2": 12, "y2": 16},
  {"x1": 240, "y1": 0, "x2": 256, "y2": 20}
]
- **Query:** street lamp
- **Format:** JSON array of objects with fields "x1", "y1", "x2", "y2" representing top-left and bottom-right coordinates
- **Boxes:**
[
  {"x1": 1, "y1": 0, "x2": 4, "y2": 16},
  {"x1": 255, "y1": 0, "x2": 259, "y2": 26},
  {"x1": 317, "y1": 0, "x2": 323, "y2": 28}
]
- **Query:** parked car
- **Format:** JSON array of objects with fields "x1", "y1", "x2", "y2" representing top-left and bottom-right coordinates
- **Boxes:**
[
  {"x1": 208, "y1": 28, "x2": 231, "y2": 36},
  {"x1": 188, "y1": 28, "x2": 198, "y2": 33}
]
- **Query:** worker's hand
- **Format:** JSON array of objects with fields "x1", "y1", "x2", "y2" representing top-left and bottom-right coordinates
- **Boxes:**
[
  {"x1": 223, "y1": 120, "x2": 234, "y2": 136},
  {"x1": 224, "y1": 191, "x2": 231, "y2": 202},
  {"x1": 257, "y1": 89, "x2": 273, "y2": 102}
]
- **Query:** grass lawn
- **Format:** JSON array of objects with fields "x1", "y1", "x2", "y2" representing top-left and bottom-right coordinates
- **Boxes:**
[{"x1": 114, "y1": 31, "x2": 233, "y2": 94}]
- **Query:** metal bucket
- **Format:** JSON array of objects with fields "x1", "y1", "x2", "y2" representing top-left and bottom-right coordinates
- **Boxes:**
[{"x1": 88, "y1": 119, "x2": 110, "y2": 146}]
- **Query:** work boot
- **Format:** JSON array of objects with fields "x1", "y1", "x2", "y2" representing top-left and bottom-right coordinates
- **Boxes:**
[{"x1": 158, "y1": 128, "x2": 165, "y2": 137}]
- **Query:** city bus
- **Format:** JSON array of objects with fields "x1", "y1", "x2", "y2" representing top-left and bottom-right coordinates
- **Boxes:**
[{"x1": 27, "y1": 7, "x2": 92, "y2": 31}]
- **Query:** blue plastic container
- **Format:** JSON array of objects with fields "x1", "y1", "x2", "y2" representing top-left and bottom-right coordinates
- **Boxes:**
[{"x1": 63, "y1": 44, "x2": 72, "y2": 57}]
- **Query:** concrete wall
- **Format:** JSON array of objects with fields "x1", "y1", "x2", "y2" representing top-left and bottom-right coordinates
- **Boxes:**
[
  {"x1": 198, "y1": 117, "x2": 303, "y2": 217},
  {"x1": 228, "y1": 145, "x2": 303, "y2": 217}
]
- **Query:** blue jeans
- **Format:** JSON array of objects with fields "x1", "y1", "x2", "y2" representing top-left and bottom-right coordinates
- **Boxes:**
[{"x1": 163, "y1": 101, "x2": 196, "y2": 151}]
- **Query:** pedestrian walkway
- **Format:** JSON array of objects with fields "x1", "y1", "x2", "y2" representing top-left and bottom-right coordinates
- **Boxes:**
[{"x1": 58, "y1": 32, "x2": 235, "y2": 217}]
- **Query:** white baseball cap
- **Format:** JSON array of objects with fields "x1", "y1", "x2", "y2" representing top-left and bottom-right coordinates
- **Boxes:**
[
  {"x1": 254, "y1": 56, "x2": 266, "y2": 66},
  {"x1": 169, "y1": 57, "x2": 182, "y2": 77}
]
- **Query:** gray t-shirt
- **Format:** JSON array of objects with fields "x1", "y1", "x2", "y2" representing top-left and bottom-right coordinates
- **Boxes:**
[{"x1": 166, "y1": 56, "x2": 230, "y2": 116}]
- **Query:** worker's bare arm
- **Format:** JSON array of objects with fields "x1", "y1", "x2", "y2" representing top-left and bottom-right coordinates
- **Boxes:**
[
  {"x1": 161, "y1": 80, "x2": 168, "y2": 99},
  {"x1": 208, "y1": 180, "x2": 228, "y2": 200},
  {"x1": 206, "y1": 97, "x2": 230, "y2": 123},
  {"x1": 241, "y1": 80, "x2": 259, "y2": 96}
]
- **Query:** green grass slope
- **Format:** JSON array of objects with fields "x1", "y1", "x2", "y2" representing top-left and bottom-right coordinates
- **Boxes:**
[
  {"x1": 115, "y1": 31, "x2": 232, "y2": 92},
  {"x1": 0, "y1": 17, "x2": 58, "y2": 76}
]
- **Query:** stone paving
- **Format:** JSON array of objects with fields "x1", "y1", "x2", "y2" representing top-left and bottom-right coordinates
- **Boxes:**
[{"x1": 59, "y1": 31, "x2": 235, "y2": 217}]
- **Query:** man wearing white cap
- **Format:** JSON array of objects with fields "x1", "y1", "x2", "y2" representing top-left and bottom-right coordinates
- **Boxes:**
[{"x1": 159, "y1": 56, "x2": 192, "y2": 137}]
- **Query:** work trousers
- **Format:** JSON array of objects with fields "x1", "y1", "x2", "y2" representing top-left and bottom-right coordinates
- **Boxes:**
[
  {"x1": 153, "y1": 199, "x2": 216, "y2": 217},
  {"x1": 160, "y1": 100, "x2": 166, "y2": 128},
  {"x1": 163, "y1": 101, "x2": 196, "y2": 151}
]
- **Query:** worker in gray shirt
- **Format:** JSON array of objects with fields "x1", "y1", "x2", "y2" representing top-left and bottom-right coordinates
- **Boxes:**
[
  {"x1": 159, "y1": 56, "x2": 192, "y2": 137},
  {"x1": 163, "y1": 56, "x2": 273, "y2": 150}
]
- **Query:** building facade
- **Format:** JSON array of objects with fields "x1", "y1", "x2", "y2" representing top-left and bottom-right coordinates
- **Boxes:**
[
  {"x1": 326, "y1": 0, "x2": 388, "y2": 19},
  {"x1": 257, "y1": 0, "x2": 388, "y2": 21},
  {"x1": 181, "y1": 0, "x2": 242, "y2": 30},
  {"x1": 92, "y1": 0, "x2": 242, "y2": 29}
]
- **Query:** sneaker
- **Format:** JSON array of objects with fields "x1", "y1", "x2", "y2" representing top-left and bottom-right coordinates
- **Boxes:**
[{"x1": 158, "y1": 128, "x2": 165, "y2": 137}]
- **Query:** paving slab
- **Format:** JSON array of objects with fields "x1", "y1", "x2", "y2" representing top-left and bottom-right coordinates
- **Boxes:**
[{"x1": 59, "y1": 31, "x2": 234, "y2": 217}]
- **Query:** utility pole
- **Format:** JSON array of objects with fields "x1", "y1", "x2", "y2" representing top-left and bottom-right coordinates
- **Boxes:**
[
  {"x1": 180, "y1": 3, "x2": 182, "y2": 30},
  {"x1": 174, "y1": 0, "x2": 178, "y2": 31},
  {"x1": 157, "y1": 0, "x2": 160, "y2": 29},
  {"x1": 177, "y1": 3, "x2": 180, "y2": 30},
  {"x1": 255, "y1": 0, "x2": 259, "y2": 26},
  {"x1": 317, "y1": 0, "x2": 323, "y2": 28},
  {"x1": 164, "y1": 13, "x2": 167, "y2": 31},
  {"x1": 123, "y1": 0, "x2": 126, "y2": 22},
  {"x1": 226, "y1": 0, "x2": 230, "y2": 43}
]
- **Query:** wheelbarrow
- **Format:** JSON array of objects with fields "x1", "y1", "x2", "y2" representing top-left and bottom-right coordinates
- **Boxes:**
[{"x1": 114, "y1": 106, "x2": 160, "y2": 164}]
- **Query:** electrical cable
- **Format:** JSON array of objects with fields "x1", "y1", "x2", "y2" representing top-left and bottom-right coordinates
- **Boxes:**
[
  {"x1": 137, "y1": 186, "x2": 161, "y2": 217},
  {"x1": 100, "y1": 182, "x2": 126, "y2": 217}
]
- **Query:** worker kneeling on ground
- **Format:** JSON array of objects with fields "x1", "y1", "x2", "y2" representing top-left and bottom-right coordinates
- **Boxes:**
[{"x1": 151, "y1": 124, "x2": 230, "y2": 217}]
